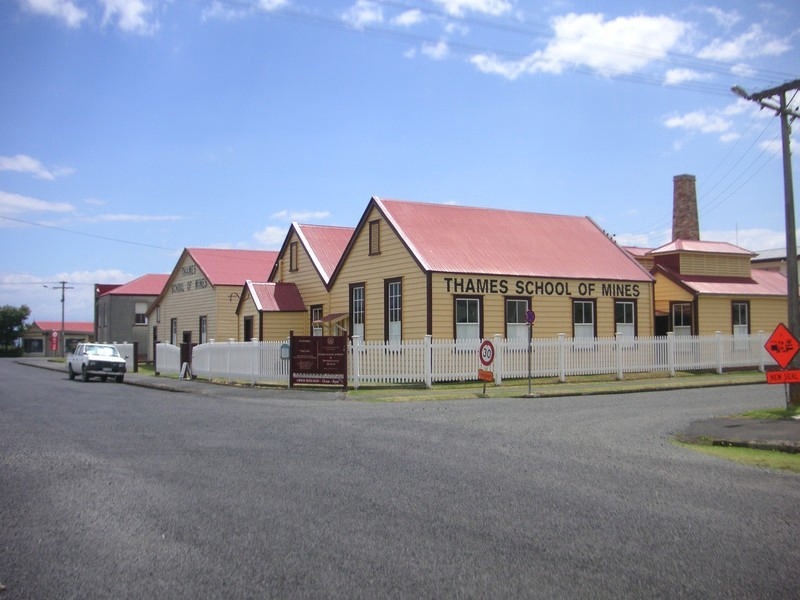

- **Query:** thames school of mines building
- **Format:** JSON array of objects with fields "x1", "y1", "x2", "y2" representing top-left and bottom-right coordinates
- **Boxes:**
[{"x1": 147, "y1": 190, "x2": 788, "y2": 351}]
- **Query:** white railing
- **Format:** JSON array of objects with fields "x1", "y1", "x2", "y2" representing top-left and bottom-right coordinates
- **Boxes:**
[
  {"x1": 155, "y1": 342, "x2": 181, "y2": 376},
  {"x1": 152, "y1": 332, "x2": 769, "y2": 389},
  {"x1": 192, "y1": 339, "x2": 290, "y2": 385},
  {"x1": 112, "y1": 342, "x2": 136, "y2": 373}
]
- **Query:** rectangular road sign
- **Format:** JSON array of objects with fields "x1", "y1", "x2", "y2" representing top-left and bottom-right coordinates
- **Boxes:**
[{"x1": 766, "y1": 369, "x2": 800, "y2": 384}]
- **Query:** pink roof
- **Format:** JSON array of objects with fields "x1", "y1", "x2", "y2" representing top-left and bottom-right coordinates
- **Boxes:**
[
  {"x1": 622, "y1": 246, "x2": 654, "y2": 258},
  {"x1": 102, "y1": 274, "x2": 168, "y2": 296},
  {"x1": 294, "y1": 224, "x2": 354, "y2": 283},
  {"x1": 651, "y1": 239, "x2": 755, "y2": 256},
  {"x1": 244, "y1": 281, "x2": 305, "y2": 312},
  {"x1": 678, "y1": 269, "x2": 788, "y2": 296},
  {"x1": 32, "y1": 321, "x2": 94, "y2": 334},
  {"x1": 188, "y1": 248, "x2": 278, "y2": 286},
  {"x1": 374, "y1": 198, "x2": 653, "y2": 281}
]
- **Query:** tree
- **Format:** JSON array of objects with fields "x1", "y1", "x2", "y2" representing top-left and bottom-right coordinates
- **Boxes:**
[{"x1": 0, "y1": 304, "x2": 31, "y2": 351}]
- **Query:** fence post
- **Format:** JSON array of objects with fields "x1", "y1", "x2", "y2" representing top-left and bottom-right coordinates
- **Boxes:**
[
  {"x1": 558, "y1": 333, "x2": 566, "y2": 383},
  {"x1": 493, "y1": 333, "x2": 503, "y2": 385},
  {"x1": 667, "y1": 332, "x2": 675, "y2": 377},
  {"x1": 615, "y1": 332, "x2": 624, "y2": 380},
  {"x1": 251, "y1": 338, "x2": 258, "y2": 385},
  {"x1": 351, "y1": 335, "x2": 361, "y2": 390},
  {"x1": 424, "y1": 335, "x2": 432, "y2": 389},
  {"x1": 715, "y1": 331, "x2": 723, "y2": 374}
]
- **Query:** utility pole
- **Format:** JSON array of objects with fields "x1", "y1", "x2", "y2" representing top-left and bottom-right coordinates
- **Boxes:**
[
  {"x1": 44, "y1": 281, "x2": 74, "y2": 357},
  {"x1": 732, "y1": 79, "x2": 800, "y2": 407}
]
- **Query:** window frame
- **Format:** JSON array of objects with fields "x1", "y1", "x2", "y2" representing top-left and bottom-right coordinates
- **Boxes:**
[
  {"x1": 454, "y1": 296, "x2": 482, "y2": 342},
  {"x1": 572, "y1": 299, "x2": 597, "y2": 339},
  {"x1": 199, "y1": 315, "x2": 208, "y2": 344},
  {"x1": 384, "y1": 278, "x2": 402, "y2": 344},
  {"x1": 369, "y1": 220, "x2": 381, "y2": 256},
  {"x1": 289, "y1": 241, "x2": 299, "y2": 272},
  {"x1": 350, "y1": 282, "x2": 365, "y2": 340},
  {"x1": 614, "y1": 299, "x2": 636, "y2": 338},
  {"x1": 505, "y1": 296, "x2": 530, "y2": 341},
  {"x1": 671, "y1": 301, "x2": 693, "y2": 336},
  {"x1": 311, "y1": 305, "x2": 323, "y2": 336}
]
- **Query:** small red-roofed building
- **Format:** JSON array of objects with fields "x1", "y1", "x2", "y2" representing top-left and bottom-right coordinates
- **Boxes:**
[
  {"x1": 95, "y1": 274, "x2": 169, "y2": 361},
  {"x1": 22, "y1": 320, "x2": 94, "y2": 357},
  {"x1": 235, "y1": 281, "x2": 307, "y2": 341}
]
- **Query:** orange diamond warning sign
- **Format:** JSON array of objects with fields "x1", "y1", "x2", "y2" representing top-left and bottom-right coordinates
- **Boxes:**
[{"x1": 764, "y1": 323, "x2": 800, "y2": 369}]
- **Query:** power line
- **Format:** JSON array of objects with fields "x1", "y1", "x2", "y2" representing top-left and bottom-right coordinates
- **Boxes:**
[{"x1": 0, "y1": 215, "x2": 178, "y2": 251}]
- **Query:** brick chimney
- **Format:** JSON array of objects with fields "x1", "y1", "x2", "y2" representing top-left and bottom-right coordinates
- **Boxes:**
[{"x1": 672, "y1": 174, "x2": 699, "y2": 241}]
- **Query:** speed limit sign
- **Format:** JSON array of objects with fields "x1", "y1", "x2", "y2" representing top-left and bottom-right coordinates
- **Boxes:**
[{"x1": 479, "y1": 340, "x2": 495, "y2": 367}]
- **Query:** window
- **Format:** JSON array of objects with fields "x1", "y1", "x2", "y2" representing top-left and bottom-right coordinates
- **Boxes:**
[
  {"x1": 573, "y1": 300, "x2": 595, "y2": 339},
  {"x1": 199, "y1": 316, "x2": 208, "y2": 344},
  {"x1": 614, "y1": 300, "x2": 635, "y2": 338},
  {"x1": 732, "y1": 301, "x2": 749, "y2": 349},
  {"x1": 455, "y1": 297, "x2": 481, "y2": 341},
  {"x1": 135, "y1": 302, "x2": 148, "y2": 325},
  {"x1": 311, "y1": 305, "x2": 323, "y2": 336},
  {"x1": 672, "y1": 302, "x2": 692, "y2": 335},
  {"x1": 369, "y1": 220, "x2": 381, "y2": 255},
  {"x1": 289, "y1": 241, "x2": 299, "y2": 272},
  {"x1": 385, "y1": 278, "x2": 402, "y2": 344},
  {"x1": 170, "y1": 318, "x2": 178, "y2": 345},
  {"x1": 506, "y1": 298, "x2": 529, "y2": 341},
  {"x1": 350, "y1": 283, "x2": 365, "y2": 339}
]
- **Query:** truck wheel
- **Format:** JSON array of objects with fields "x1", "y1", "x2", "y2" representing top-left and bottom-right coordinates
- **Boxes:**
[
  {"x1": 81, "y1": 365, "x2": 89, "y2": 382},
  {"x1": 68, "y1": 364, "x2": 76, "y2": 380},
  {"x1": 116, "y1": 375, "x2": 124, "y2": 383}
]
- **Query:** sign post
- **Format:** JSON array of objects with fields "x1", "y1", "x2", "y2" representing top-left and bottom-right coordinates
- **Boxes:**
[
  {"x1": 764, "y1": 323, "x2": 800, "y2": 407},
  {"x1": 478, "y1": 339, "x2": 495, "y2": 395},
  {"x1": 526, "y1": 310, "x2": 536, "y2": 396}
]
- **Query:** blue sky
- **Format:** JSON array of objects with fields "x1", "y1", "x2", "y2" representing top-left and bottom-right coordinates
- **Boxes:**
[{"x1": 1, "y1": 0, "x2": 798, "y2": 322}]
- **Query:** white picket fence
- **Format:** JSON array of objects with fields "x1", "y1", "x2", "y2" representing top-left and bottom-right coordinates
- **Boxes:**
[{"x1": 155, "y1": 331, "x2": 770, "y2": 389}]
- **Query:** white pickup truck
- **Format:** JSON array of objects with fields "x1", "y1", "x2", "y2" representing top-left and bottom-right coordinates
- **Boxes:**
[{"x1": 67, "y1": 342, "x2": 127, "y2": 383}]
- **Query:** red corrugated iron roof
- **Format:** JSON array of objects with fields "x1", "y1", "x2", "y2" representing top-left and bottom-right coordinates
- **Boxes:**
[
  {"x1": 31, "y1": 321, "x2": 94, "y2": 334},
  {"x1": 651, "y1": 239, "x2": 755, "y2": 256},
  {"x1": 294, "y1": 224, "x2": 354, "y2": 283},
  {"x1": 245, "y1": 281, "x2": 305, "y2": 312},
  {"x1": 375, "y1": 198, "x2": 653, "y2": 281},
  {"x1": 656, "y1": 266, "x2": 788, "y2": 296},
  {"x1": 189, "y1": 248, "x2": 278, "y2": 286},
  {"x1": 102, "y1": 274, "x2": 168, "y2": 296}
]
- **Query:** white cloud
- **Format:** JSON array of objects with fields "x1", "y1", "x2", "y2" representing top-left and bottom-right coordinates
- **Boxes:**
[
  {"x1": 99, "y1": 0, "x2": 157, "y2": 34},
  {"x1": 471, "y1": 12, "x2": 688, "y2": 80},
  {"x1": 663, "y1": 109, "x2": 732, "y2": 134},
  {"x1": 253, "y1": 225, "x2": 287, "y2": 247},
  {"x1": 697, "y1": 24, "x2": 791, "y2": 61},
  {"x1": 270, "y1": 209, "x2": 331, "y2": 222},
  {"x1": 433, "y1": 0, "x2": 512, "y2": 17},
  {"x1": 392, "y1": 9, "x2": 424, "y2": 27},
  {"x1": 0, "y1": 191, "x2": 74, "y2": 217},
  {"x1": 0, "y1": 154, "x2": 74, "y2": 180},
  {"x1": 702, "y1": 7, "x2": 741, "y2": 29},
  {"x1": 257, "y1": 0, "x2": 287, "y2": 11},
  {"x1": 342, "y1": 0, "x2": 383, "y2": 30},
  {"x1": 422, "y1": 40, "x2": 449, "y2": 60},
  {"x1": 730, "y1": 63, "x2": 757, "y2": 78},
  {"x1": 663, "y1": 68, "x2": 712, "y2": 86},
  {"x1": 18, "y1": 0, "x2": 87, "y2": 27}
]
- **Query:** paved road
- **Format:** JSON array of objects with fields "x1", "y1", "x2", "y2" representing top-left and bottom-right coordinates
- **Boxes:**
[{"x1": 1, "y1": 358, "x2": 798, "y2": 599}]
